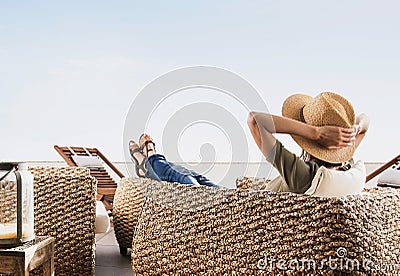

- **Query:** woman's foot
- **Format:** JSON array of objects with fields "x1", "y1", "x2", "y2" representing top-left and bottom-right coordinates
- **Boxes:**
[
  {"x1": 129, "y1": 140, "x2": 147, "y2": 177},
  {"x1": 139, "y1": 133, "x2": 156, "y2": 157}
]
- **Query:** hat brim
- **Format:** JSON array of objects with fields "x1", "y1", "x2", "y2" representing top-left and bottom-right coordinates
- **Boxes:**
[{"x1": 282, "y1": 94, "x2": 354, "y2": 163}]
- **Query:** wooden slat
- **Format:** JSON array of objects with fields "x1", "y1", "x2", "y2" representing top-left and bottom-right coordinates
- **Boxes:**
[
  {"x1": 96, "y1": 180, "x2": 117, "y2": 184},
  {"x1": 91, "y1": 176, "x2": 110, "y2": 179},
  {"x1": 97, "y1": 188, "x2": 117, "y2": 195},
  {"x1": 96, "y1": 180, "x2": 116, "y2": 184},
  {"x1": 90, "y1": 169, "x2": 108, "y2": 173},
  {"x1": 96, "y1": 180, "x2": 116, "y2": 183},
  {"x1": 97, "y1": 185, "x2": 117, "y2": 189},
  {"x1": 95, "y1": 181, "x2": 115, "y2": 184},
  {"x1": 96, "y1": 149, "x2": 125, "y2": 178},
  {"x1": 91, "y1": 171, "x2": 111, "y2": 176},
  {"x1": 97, "y1": 184, "x2": 116, "y2": 188},
  {"x1": 96, "y1": 181, "x2": 117, "y2": 185}
]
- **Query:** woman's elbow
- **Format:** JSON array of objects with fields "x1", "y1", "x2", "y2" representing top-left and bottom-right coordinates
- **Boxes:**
[{"x1": 247, "y1": 112, "x2": 258, "y2": 128}]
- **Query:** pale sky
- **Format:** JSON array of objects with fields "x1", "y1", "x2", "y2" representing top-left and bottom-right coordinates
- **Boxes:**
[{"x1": 1, "y1": 0, "x2": 399, "y2": 163}]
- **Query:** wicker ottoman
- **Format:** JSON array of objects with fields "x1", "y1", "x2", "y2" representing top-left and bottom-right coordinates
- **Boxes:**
[
  {"x1": 29, "y1": 167, "x2": 96, "y2": 276},
  {"x1": 113, "y1": 177, "x2": 146, "y2": 255}
]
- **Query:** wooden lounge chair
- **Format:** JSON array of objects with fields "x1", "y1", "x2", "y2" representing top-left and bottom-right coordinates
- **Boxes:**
[
  {"x1": 366, "y1": 154, "x2": 400, "y2": 186},
  {"x1": 54, "y1": 145, "x2": 124, "y2": 211}
]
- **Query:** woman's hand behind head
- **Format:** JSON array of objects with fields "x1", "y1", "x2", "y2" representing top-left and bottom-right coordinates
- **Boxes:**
[{"x1": 316, "y1": 125, "x2": 356, "y2": 150}]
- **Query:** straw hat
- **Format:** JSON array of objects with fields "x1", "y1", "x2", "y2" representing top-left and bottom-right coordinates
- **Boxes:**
[{"x1": 282, "y1": 92, "x2": 355, "y2": 163}]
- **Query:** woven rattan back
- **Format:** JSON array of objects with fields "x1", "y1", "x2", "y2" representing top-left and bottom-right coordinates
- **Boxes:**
[{"x1": 113, "y1": 177, "x2": 400, "y2": 275}]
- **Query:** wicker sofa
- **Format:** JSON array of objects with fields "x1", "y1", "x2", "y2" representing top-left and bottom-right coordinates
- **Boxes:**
[
  {"x1": 30, "y1": 167, "x2": 96, "y2": 276},
  {"x1": 113, "y1": 177, "x2": 400, "y2": 275}
]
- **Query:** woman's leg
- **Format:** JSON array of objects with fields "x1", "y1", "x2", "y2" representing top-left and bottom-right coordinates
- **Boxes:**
[
  {"x1": 167, "y1": 162, "x2": 220, "y2": 187},
  {"x1": 145, "y1": 154, "x2": 200, "y2": 185},
  {"x1": 194, "y1": 176, "x2": 220, "y2": 188},
  {"x1": 140, "y1": 133, "x2": 221, "y2": 187}
]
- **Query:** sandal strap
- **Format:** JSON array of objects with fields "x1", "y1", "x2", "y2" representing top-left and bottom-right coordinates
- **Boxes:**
[
  {"x1": 129, "y1": 144, "x2": 147, "y2": 177},
  {"x1": 140, "y1": 140, "x2": 156, "y2": 157}
]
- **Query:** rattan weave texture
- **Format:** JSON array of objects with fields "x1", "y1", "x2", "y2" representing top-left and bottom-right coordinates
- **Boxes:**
[
  {"x1": 236, "y1": 176, "x2": 270, "y2": 190},
  {"x1": 128, "y1": 178, "x2": 400, "y2": 275},
  {"x1": 0, "y1": 182, "x2": 16, "y2": 224},
  {"x1": 113, "y1": 177, "x2": 146, "y2": 250},
  {"x1": 112, "y1": 177, "x2": 271, "y2": 251},
  {"x1": 29, "y1": 167, "x2": 96, "y2": 276}
]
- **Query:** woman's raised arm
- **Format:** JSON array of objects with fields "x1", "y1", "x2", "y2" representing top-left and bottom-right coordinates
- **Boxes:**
[{"x1": 247, "y1": 112, "x2": 356, "y2": 158}]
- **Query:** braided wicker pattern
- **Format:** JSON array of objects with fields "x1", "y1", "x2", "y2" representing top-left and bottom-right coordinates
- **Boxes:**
[
  {"x1": 29, "y1": 167, "x2": 96, "y2": 276},
  {"x1": 130, "y1": 178, "x2": 400, "y2": 275},
  {"x1": 0, "y1": 180, "x2": 17, "y2": 224},
  {"x1": 113, "y1": 177, "x2": 146, "y2": 249},
  {"x1": 236, "y1": 176, "x2": 270, "y2": 190}
]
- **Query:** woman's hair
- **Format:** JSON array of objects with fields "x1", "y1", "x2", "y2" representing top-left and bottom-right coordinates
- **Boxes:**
[{"x1": 300, "y1": 150, "x2": 343, "y2": 169}]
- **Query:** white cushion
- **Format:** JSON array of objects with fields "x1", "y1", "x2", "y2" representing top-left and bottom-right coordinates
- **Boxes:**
[
  {"x1": 72, "y1": 155, "x2": 103, "y2": 168},
  {"x1": 95, "y1": 201, "x2": 110, "y2": 234},
  {"x1": 378, "y1": 162, "x2": 400, "y2": 185},
  {"x1": 305, "y1": 160, "x2": 366, "y2": 197}
]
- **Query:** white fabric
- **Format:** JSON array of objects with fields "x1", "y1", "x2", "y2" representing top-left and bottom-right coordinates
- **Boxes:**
[
  {"x1": 305, "y1": 160, "x2": 366, "y2": 197},
  {"x1": 95, "y1": 201, "x2": 110, "y2": 234},
  {"x1": 378, "y1": 163, "x2": 400, "y2": 185},
  {"x1": 71, "y1": 155, "x2": 103, "y2": 168}
]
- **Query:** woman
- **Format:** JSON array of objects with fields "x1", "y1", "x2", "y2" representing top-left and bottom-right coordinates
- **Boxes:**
[
  {"x1": 130, "y1": 92, "x2": 369, "y2": 193},
  {"x1": 247, "y1": 92, "x2": 369, "y2": 193}
]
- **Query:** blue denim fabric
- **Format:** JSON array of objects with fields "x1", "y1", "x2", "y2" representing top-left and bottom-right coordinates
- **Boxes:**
[{"x1": 145, "y1": 154, "x2": 220, "y2": 188}]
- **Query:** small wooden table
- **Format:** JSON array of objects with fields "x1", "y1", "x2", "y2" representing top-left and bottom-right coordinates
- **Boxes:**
[{"x1": 0, "y1": 236, "x2": 55, "y2": 275}]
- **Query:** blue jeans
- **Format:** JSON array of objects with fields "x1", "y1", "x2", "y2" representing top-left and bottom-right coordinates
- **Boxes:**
[{"x1": 145, "y1": 154, "x2": 220, "y2": 188}]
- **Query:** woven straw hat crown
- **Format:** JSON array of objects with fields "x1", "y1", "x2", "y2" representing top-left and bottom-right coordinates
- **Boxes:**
[{"x1": 282, "y1": 92, "x2": 355, "y2": 163}]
